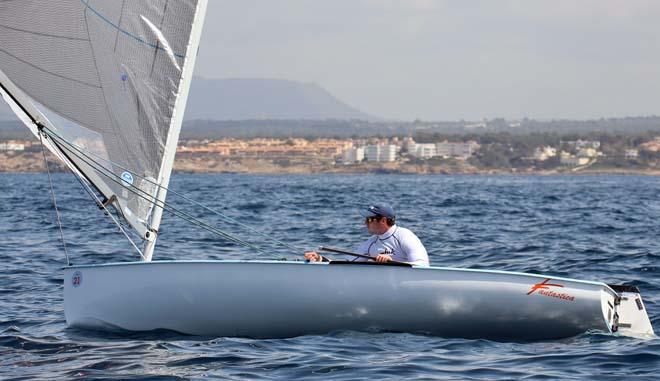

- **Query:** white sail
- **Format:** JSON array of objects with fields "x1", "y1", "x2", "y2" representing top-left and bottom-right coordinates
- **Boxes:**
[{"x1": 0, "y1": 1, "x2": 208, "y2": 254}]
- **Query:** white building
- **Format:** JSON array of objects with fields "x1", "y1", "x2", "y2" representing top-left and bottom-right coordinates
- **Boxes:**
[
  {"x1": 0, "y1": 142, "x2": 25, "y2": 151},
  {"x1": 342, "y1": 147, "x2": 365, "y2": 164},
  {"x1": 577, "y1": 148, "x2": 598, "y2": 158},
  {"x1": 381, "y1": 145, "x2": 397, "y2": 162},
  {"x1": 533, "y1": 146, "x2": 557, "y2": 161},
  {"x1": 560, "y1": 151, "x2": 589, "y2": 166},
  {"x1": 409, "y1": 143, "x2": 437, "y2": 159},
  {"x1": 576, "y1": 140, "x2": 600, "y2": 149},
  {"x1": 436, "y1": 141, "x2": 478, "y2": 159},
  {"x1": 625, "y1": 149, "x2": 639, "y2": 159},
  {"x1": 562, "y1": 139, "x2": 600, "y2": 150},
  {"x1": 365, "y1": 144, "x2": 397, "y2": 162},
  {"x1": 402, "y1": 137, "x2": 416, "y2": 151},
  {"x1": 464, "y1": 122, "x2": 487, "y2": 129}
]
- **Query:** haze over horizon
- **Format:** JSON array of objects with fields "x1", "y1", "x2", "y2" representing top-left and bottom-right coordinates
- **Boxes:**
[{"x1": 197, "y1": 0, "x2": 660, "y2": 121}]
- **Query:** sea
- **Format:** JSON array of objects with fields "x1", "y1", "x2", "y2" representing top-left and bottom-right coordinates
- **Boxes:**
[{"x1": 1, "y1": 173, "x2": 659, "y2": 380}]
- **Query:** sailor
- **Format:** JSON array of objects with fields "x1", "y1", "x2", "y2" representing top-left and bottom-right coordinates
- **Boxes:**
[{"x1": 304, "y1": 203, "x2": 430, "y2": 266}]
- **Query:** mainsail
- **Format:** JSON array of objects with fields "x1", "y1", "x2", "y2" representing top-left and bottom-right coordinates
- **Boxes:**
[{"x1": 0, "y1": 1, "x2": 208, "y2": 260}]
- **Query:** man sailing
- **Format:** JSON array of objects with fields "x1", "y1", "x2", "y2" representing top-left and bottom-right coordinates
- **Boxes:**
[{"x1": 305, "y1": 203, "x2": 430, "y2": 266}]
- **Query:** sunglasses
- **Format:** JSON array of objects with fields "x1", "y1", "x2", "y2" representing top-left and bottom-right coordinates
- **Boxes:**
[{"x1": 364, "y1": 216, "x2": 383, "y2": 223}]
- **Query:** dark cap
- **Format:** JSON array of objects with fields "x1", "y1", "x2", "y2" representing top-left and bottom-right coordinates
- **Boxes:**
[{"x1": 360, "y1": 203, "x2": 395, "y2": 219}]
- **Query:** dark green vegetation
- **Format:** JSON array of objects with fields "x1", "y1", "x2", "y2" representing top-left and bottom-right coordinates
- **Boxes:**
[{"x1": 178, "y1": 116, "x2": 660, "y2": 139}]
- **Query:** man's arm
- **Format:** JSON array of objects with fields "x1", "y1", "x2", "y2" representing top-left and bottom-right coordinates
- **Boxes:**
[
  {"x1": 351, "y1": 238, "x2": 374, "y2": 262},
  {"x1": 304, "y1": 237, "x2": 376, "y2": 263},
  {"x1": 399, "y1": 229, "x2": 430, "y2": 266}
]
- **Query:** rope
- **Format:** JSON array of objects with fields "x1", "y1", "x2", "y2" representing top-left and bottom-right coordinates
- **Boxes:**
[
  {"x1": 69, "y1": 165, "x2": 146, "y2": 260},
  {"x1": 56, "y1": 140, "x2": 262, "y2": 251},
  {"x1": 42, "y1": 128, "x2": 265, "y2": 252},
  {"x1": 41, "y1": 125, "x2": 304, "y2": 253},
  {"x1": 39, "y1": 131, "x2": 70, "y2": 266}
]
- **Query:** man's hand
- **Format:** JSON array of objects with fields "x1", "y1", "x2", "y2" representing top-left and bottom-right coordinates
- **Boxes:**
[
  {"x1": 375, "y1": 254, "x2": 392, "y2": 263},
  {"x1": 304, "y1": 251, "x2": 322, "y2": 262}
]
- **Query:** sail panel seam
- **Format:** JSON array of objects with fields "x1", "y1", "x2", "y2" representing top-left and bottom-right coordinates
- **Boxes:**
[
  {"x1": 0, "y1": 24, "x2": 89, "y2": 41},
  {"x1": 0, "y1": 47, "x2": 101, "y2": 89},
  {"x1": 149, "y1": 0, "x2": 169, "y2": 76},
  {"x1": 112, "y1": 0, "x2": 126, "y2": 53},
  {"x1": 80, "y1": 0, "x2": 185, "y2": 58},
  {"x1": 82, "y1": 4, "x2": 134, "y2": 180}
]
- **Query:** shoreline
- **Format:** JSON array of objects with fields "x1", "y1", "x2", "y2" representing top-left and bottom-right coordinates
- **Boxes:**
[{"x1": 3, "y1": 152, "x2": 660, "y2": 176}]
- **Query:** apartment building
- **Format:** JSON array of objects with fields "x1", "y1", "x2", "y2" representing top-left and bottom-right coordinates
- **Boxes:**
[
  {"x1": 436, "y1": 141, "x2": 478, "y2": 159},
  {"x1": 365, "y1": 144, "x2": 397, "y2": 162},
  {"x1": 409, "y1": 143, "x2": 437, "y2": 159}
]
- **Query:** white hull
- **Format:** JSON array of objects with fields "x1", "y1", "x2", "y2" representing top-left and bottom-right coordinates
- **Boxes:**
[{"x1": 64, "y1": 261, "x2": 654, "y2": 340}]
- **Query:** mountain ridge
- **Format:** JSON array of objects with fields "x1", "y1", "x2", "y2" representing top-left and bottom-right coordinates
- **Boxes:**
[
  {"x1": 0, "y1": 77, "x2": 373, "y2": 122},
  {"x1": 185, "y1": 77, "x2": 373, "y2": 120}
]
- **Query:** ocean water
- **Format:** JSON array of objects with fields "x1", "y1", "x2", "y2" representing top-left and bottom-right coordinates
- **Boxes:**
[{"x1": 1, "y1": 173, "x2": 659, "y2": 380}]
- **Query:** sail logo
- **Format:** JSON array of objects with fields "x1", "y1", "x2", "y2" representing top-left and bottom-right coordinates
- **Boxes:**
[
  {"x1": 121, "y1": 171, "x2": 134, "y2": 186},
  {"x1": 120, "y1": 73, "x2": 128, "y2": 91},
  {"x1": 527, "y1": 278, "x2": 575, "y2": 301},
  {"x1": 71, "y1": 271, "x2": 82, "y2": 288}
]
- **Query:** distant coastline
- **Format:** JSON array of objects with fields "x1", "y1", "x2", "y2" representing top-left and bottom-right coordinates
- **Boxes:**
[
  {"x1": 3, "y1": 151, "x2": 660, "y2": 176},
  {"x1": 3, "y1": 118, "x2": 660, "y2": 176}
]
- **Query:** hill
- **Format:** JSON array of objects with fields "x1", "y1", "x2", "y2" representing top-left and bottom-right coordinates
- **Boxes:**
[
  {"x1": 0, "y1": 77, "x2": 373, "y2": 122},
  {"x1": 185, "y1": 77, "x2": 372, "y2": 120}
]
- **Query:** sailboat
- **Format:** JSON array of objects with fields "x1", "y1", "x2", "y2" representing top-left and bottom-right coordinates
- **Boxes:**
[{"x1": 0, "y1": 1, "x2": 654, "y2": 340}]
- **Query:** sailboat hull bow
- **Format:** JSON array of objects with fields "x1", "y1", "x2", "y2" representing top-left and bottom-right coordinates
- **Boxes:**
[{"x1": 63, "y1": 261, "x2": 654, "y2": 340}]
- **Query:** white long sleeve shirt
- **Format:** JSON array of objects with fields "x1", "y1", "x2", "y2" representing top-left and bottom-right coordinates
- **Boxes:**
[{"x1": 353, "y1": 225, "x2": 430, "y2": 266}]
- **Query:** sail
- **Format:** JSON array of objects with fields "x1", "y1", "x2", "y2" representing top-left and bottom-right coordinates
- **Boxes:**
[{"x1": 0, "y1": 1, "x2": 207, "y2": 251}]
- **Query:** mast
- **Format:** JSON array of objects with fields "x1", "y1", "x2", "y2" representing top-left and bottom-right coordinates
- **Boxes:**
[{"x1": 143, "y1": 0, "x2": 208, "y2": 261}]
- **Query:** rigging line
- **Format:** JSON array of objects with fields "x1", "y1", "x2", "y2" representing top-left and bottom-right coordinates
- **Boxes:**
[
  {"x1": 69, "y1": 164, "x2": 146, "y2": 260},
  {"x1": 43, "y1": 130, "x2": 232, "y2": 244},
  {"x1": 42, "y1": 126, "x2": 307, "y2": 252},
  {"x1": 40, "y1": 125, "x2": 306, "y2": 253},
  {"x1": 48, "y1": 136, "x2": 160, "y2": 258},
  {"x1": 148, "y1": 186, "x2": 306, "y2": 252},
  {"x1": 42, "y1": 129, "x2": 264, "y2": 252},
  {"x1": 67, "y1": 150, "x2": 260, "y2": 250},
  {"x1": 0, "y1": 81, "x2": 145, "y2": 258},
  {"x1": 55, "y1": 141, "x2": 261, "y2": 251},
  {"x1": 39, "y1": 132, "x2": 70, "y2": 266}
]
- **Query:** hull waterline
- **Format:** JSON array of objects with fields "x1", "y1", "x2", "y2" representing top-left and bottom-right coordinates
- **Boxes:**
[{"x1": 63, "y1": 260, "x2": 654, "y2": 340}]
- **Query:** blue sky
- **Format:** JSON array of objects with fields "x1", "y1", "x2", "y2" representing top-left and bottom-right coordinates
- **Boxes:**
[{"x1": 196, "y1": 0, "x2": 660, "y2": 120}]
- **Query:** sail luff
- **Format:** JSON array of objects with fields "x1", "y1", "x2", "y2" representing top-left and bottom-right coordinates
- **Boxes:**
[{"x1": 143, "y1": 0, "x2": 208, "y2": 261}]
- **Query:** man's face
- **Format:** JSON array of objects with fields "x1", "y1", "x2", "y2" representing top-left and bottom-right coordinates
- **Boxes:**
[{"x1": 365, "y1": 216, "x2": 387, "y2": 235}]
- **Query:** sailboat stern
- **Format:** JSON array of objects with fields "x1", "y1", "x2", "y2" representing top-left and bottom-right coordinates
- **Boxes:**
[{"x1": 608, "y1": 284, "x2": 655, "y2": 338}]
